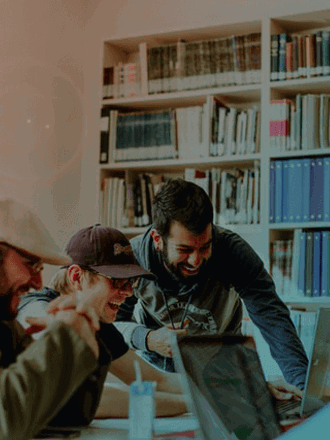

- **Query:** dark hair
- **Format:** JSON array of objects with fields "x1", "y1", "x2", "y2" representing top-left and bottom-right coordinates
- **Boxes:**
[{"x1": 152, "y1": 179, "x2": 213, "y2": 238}]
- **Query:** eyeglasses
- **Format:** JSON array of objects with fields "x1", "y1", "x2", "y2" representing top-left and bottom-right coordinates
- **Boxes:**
[{"x1": 84, "y1": 267, "x2": 140, "y2": 290}]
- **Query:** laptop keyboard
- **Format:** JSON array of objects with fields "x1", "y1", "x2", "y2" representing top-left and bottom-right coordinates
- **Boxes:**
[{"x1": 276, "y1": 399, "x2": 301, "y2": 415}]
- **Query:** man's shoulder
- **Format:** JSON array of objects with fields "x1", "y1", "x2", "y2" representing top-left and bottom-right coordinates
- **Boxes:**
[{"x1": 18, "y1": 287, "x2": 60, "y2": 312}]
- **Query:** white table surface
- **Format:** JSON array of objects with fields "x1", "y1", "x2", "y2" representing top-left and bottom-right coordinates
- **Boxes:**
[{"x1": 34, "y1": 414, "x2": 199, "y2": 439}]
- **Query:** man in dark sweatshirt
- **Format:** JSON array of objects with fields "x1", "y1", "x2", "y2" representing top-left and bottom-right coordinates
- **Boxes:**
[{"x1": 114, "y1": 179, "x2": 308, "y2": 396}]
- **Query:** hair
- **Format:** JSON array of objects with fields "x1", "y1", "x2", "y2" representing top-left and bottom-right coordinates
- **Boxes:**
[
  {"x1": 49, "y1": 266, "x2": 99, "y2": 295},
  {"x1": 152, "y1": 179, "x2": 213, "y2": 239}
]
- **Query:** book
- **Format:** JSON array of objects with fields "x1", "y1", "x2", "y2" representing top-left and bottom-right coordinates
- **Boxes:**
[
  {"x1": 304, "y1": 231, "x2": 313, "y2": 297},
  {"x1": 269, "y1": 161, "x2": 275, "y2": 223},
  {"x1": 319, "y1": 94, "x2": 330, "y2": 149},
  {"x1": 312, "y1": 231, "x2": 321, "y2": 297},
  {"x1": 323, "y1": 156, "x2": 330, "y2": 222},
  {"x1": 99, "y1": 107, "x2": 110, "y2": 164},
  {"x1": 309, "y1": 157, "x2": 323, "y2": 222},
  {"x1": 282, "y1": 160, "x2": 290, "y2": 222},
  {"x1": 274, "y1": 160, "x2": 283, "y2": 223},
  {"x1": 315, "y1": 30, "x2": 323, "y2": 76},
  {"x1": 322, "y1": 30, "x2": 330, "y2": 76},
  {"x1": 297, "y1": 230, "x2": 306, "y2": 296},
  {"x1": 278, "y1": 33, "x2": 288, "y2": 81},
  {"x1": 139, "y1": 42, "x2": 148, "y2": 95},
  {"x1": 289, "y1": 159, "x2": 303, "y2": 223},
  {"x1": 301, "y1": 158, "x2": 311, "y2": 222},
  {"x1": 270, "y1": 34, "x2": 279, "y2": 81},
  {"x1": 321, "y1": 231, "x2": 329, "y2": 297},
  {"x1": 291, "y1": 229, "x2": 304, "y2": 297}
]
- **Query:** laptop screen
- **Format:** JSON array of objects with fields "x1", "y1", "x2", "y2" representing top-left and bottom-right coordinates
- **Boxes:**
[{"x1": 173, "y1": 334, "x2": 283, "y2": 440}]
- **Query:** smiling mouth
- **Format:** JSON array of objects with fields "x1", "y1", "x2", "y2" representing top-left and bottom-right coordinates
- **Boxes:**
[
  {"x1": 181, "y1": 266, "x2": 200, "y2": 275},
  {"x1": 107, "y1": 301, "x2": 122, "y2": 311}
]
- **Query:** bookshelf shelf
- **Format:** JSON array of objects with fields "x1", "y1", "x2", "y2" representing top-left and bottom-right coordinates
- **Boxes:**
[
  {"x1": 95, "y1": 7, "x2": 330, "y2": 310},
  {"x1": 269, "y1": 222, "x2": 330, "y2": 230},
  {"x1": 102, "y1": 84, "x2": 261, "y2": 109}
]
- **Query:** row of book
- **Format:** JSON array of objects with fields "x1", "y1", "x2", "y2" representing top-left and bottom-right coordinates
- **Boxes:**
[
  {"x1": 103, "y1": 62, "x2": 141, "y2": 99},
  {"x1": 100, "y1": 174, "x2": 168, "y2": 229},
  {"x1": 269, "y1": 157, "x2": 330, "y2": 224},
  {"x1": 99, "y1": 166, "x2": 260, "y2": 229},
  {"x1": 102, "y1": 33, "x2": 262, "y2": 100},
  {"x1": 185, "y1": 166, "x2": 260, "y2": 225},
  {"x1": 99, "y1": 100, "x2": 260, "y2": 163},
  {"x1": 270, "y1": 29, "x2": 330, "y2": 81},
  {"x1": 270, "y1": 94, "x2": 330, "y2": 151},
  {"x1": 271, "y1": 229, "x2": 330, "y2": 299}
]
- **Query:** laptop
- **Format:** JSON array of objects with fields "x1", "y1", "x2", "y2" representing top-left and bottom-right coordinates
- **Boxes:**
[
  {"x1": 171, "y1": 333, "x2": 283, "y2": 440},
  {"x1": 171, "y1": 308, "x2": 330, "y2": 440},
  {"x1": 276, "y1": 307, "x2": 330, "y2": 419}
]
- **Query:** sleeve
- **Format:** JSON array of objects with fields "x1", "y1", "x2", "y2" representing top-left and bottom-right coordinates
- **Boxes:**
[
  {"x1": 216, "y1": 229, "x2": 309, "y2": 389},
  {"x1": 0, "y1": 321, "x2": 97, "y2": 440},
  {"x1": 114, "y1": 295, "x2": 151, "y2": 351}
]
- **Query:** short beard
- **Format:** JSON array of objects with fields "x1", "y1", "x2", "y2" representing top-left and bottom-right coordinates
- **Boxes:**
[
  {"x1": 0, "y1": 266, "x2": 20, "y2": 321},
  {"x1": 159, "y1": 239, "x2": 208, "y2": 284}
]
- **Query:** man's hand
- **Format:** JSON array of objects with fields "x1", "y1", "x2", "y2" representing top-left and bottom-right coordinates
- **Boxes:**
[
  {"x1": 147, "y1": 319, "x2": 189, "y2": 357},
  {"x1": 26, "y1": 310, "x2": 100, "y2": 359},
  {"x1": 267, "y1": 381, "x2": 303, "y2": 401},
  {"x1": 46, "y1": 290, "x2": 100, "y2": 331}
]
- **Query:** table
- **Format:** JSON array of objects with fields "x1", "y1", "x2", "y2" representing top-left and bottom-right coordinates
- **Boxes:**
[{"x1": 34, "y1": 414, "x2": 199, "y2": 439}]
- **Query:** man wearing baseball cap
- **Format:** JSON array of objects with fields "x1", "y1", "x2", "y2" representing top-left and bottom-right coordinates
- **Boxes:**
[
  {"x1": 0, "y1": 198, "x2": 100, "y2": 440},
  {"x1": 18, "y1": 224, "x2": 187, "y2": 423}
]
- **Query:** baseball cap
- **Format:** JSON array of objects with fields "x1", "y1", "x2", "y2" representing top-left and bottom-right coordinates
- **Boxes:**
[
  {"x1": 65, "y1": 224, "x2": 156, "y2": 280},
  {"x1": 0, "y1": 198, "x2": 72, "y2": 265}
]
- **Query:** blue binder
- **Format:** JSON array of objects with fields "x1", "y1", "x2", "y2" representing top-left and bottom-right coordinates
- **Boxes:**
[
  {"x1": 298, "y1": 231, "x2": 306, "y2": 296},
  {"x1": 269, "y1": 161, "x2": 275, "y2": 223},
  {"x1": 321, "y1": 231, "x2": 329, "y2": 297},
  {"x1": 275, "y1": 160, "x2": 283, "y2": 223},
  {"x1": 323, "y1": 157, "x2": 330, "y2": 222},
  {"x1": 309, "y1": 158, "x2": 323, "y2": 222},
  {"x1": 302, "y1": 158, "x2": 311, "y2": 223},
  {"x1": 282, "y1": 160, "x2": 290, "y2": 222},
  {"x1": 312, "y1": 231, "x2": 321, "y2": 297}
]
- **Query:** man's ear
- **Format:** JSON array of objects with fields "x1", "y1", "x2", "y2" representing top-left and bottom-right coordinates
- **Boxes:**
[
  {"x1": 151, "y1": 229, "x2": 163, "y2": 251},
  {"x1": 67, "y1": 265, "x2": 84, "y2": 288}
]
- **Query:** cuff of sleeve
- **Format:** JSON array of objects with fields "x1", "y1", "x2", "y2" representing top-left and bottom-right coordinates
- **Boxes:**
[{"x1": 131, "y1": 326, "x2": 151, "y2": 351}]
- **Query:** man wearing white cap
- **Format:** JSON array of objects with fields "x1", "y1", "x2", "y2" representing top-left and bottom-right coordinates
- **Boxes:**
[{"x1": 0, "y1": 198, "x2": 100, "y2": 440}]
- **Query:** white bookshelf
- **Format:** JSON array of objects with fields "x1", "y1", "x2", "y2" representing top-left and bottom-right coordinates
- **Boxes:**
[{"x1": 96, "y1": 8, "x2": 330, "y2": 311}]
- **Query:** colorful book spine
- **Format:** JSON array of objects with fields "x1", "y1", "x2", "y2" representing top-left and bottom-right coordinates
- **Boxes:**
[
  {"x1": 278, "y1": 33, "x2": 287, "y2": 81},
  {"x1": 269, "y1": 161, "x2": 275, "y2": 223},
  {"x1": 301, "y1": 158, "x2": 311, "y2": 222},
  {"x1": 309, "y1": 157, "x2": 323, "y2": 222}
]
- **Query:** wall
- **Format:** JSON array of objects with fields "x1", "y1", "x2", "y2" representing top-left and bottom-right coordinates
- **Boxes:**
[{"x1": 0, "y1": 0, "x2": 102, "y2": 281}]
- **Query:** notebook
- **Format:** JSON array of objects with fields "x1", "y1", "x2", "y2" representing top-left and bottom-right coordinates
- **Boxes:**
[{"x1": 171, "y1": 333, "x2": 283, "y2": 440}]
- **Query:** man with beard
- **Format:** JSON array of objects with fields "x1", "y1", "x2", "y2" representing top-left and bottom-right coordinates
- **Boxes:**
[
  {"x1": 0, "y1": 198, "x2": 100, "y2": 440},
  {"x1": 114, "y1": 179, "x2": 308, "y2": 398}
]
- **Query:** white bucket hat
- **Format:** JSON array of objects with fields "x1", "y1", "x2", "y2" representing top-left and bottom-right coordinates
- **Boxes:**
[{"x1": 0, "y1": 198, "x2": 72, "y2": 266}]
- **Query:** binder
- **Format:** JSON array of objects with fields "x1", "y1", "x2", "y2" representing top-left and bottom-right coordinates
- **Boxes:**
[
  {"x1": 305, "y1": 231, "x2": 313, "y2": 297},
  {"x1": 312, "y1": 231, "x2": 321, "y2": 297},
  {"x1": 309, "y1": 158, "x2": 323, "y2": 222},
  {"x1": 323, "y1": 157, "x2": 330, "y2": 222},
  {"x1": 321, "y1": 231, "x2": 329, "y2": 297},
  {"x1": 297, "y1": 231, "x2": 306, "y2": 296},
  {"x1": 269, "y1": 161, "x2": 275, "y2": 223},
  {"x1": 302, "y1": 158, "x2": 311, "y2": 222},
  {"x1": 274, "y1": 160, "x2": 283, "y2": 223}
]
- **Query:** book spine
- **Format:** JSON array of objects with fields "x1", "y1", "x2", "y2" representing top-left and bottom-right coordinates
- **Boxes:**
[
  {"x1": 305, "y1": 231, "x2": 313, "y2": 297},
  {"x1": 312, "y1": 231, "x2": 321, "y2": 297},
  {"x1": 278, "y1": 33, "x2": 287, "y2": 81},
  {"x1": 309, "y1": 157, "x2": 323, "y2": 222},
  {"x1": 297, "y1": 231, "x2": 306, "y2": 296},
  {"x1": 274, "y1": 159, "x2": 283, "y2": 223},
  {"x1": 99, "y1": 107, "x2": 110, "y2": 164},
  {"x1": 322, "y1": 30, "x2": 330, "y2": 76},
  {"x1": 282, "y1": 160, "x2": 289, "y2": 222},
  {"x1": 321, "y1": 231, "x2": 329, "y2": 297},
  {"x1": 270, "y1": 34, "x2": 279, "y2": 81},
  {"x1": 302, "y1": 158, "x2": 311, "y2": 222},
  {"x1": 323, "y1": 156, "x2": 330, "y2": 222},
  {"x1": 315, "y1": 31, "x2": 323, "y2": 76},
  {"x1": 269, "y1": 161, "x2": 275, "y2": 223}
]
